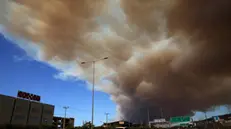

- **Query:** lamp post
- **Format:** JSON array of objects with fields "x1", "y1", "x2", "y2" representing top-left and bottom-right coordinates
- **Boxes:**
[
  {"x1": 105, "y1": 113, "x2": 109, "y2": 127},
  {"x1": 160, "y1": 107, "x2": 164, "y2": 118},
  {"x1": 81, "y1": 57, "x2": 109, "y2": 129},
  {"x1": 63, "y1": 106, "x2": 69, "y2": 129},
  {"x1": 147, "y1": 108, "x2": 150, "y2": 127}
]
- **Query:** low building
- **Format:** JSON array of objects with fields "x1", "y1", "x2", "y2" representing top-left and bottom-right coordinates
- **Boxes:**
[
  {"x1": 0, "y1": 93, "x2": 54, "y2": 126},
  {"x1": 149, "y1": 119, "x2": 171, "y2": 128},
  {"x1": 218, "y1": 113, "x2": 231, "y2": 121},
  {"x1": 102, "y1": 120, "x2": 132, "y2": 128},
  {"x1": 213, "y1": 113, "x2": 231, "y2": 127},
  {"x1": 53, "y1": 116, "x2": 75, "y2": 129}
]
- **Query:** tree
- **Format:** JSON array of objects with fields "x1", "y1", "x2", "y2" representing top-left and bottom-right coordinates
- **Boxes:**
[{"x1": 82, "y1": 121, "x2": 94, "y2": 129}]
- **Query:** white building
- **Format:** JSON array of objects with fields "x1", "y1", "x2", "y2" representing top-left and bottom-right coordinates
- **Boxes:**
[{"x1": 149, "y1": 119, "x2": 171, "y2": 128}]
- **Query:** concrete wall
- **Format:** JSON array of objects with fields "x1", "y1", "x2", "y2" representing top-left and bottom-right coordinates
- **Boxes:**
[
  {"x1": 41, "y1": 104, "x2": 54, "y2": 125},
  {"x1": 69, "y1": 118, "x2": 75, "y2": 127},
  {"x1": 27, "y1": 102, "x2": 43, "y2": 125},
  {"x1": 11, "y1": 98, "x2": 30, "y2": 125},
  {"x1": 0, "y1": 94, "x2": 55, "y2": 126},
  {"x1": 0, "y1": 95, "x2": 15, "y2": 125}
]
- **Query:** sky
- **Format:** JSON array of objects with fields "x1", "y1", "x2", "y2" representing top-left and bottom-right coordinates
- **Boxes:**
[
  {"x1": 1, "y1": 0, "x2": 231, "y2": 127},
  {"x1": 0, "y1": 33, "x2": 116, "y2": 126},
  {"x1": 0, "y1": 31, "x2": 230, "y2": 126}
]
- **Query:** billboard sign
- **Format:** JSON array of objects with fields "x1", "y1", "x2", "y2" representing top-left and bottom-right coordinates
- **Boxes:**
[
  {"x1": 17, "y1": 91, "x2": 41, "y2": 102},
  {"x1": 153, "y1": 119, "x2": 166, "y2": 123},
  {"x1": 170, "y1": 116, "x2": 190, "y2": 123},
  {"x1": 119, "y1": 121, "x2": 124, "y2": 125},
  {"x1": 153, "y1": 123, "x2": 171, "y2": 128}
]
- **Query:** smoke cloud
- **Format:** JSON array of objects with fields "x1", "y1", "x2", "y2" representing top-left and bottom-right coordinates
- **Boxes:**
[
  {"x1": 2, "y1": 0, "x2": 231, "y2": 123},
  {"x1": 7, "y1": 0, "x2": 107, "y2": 61}
]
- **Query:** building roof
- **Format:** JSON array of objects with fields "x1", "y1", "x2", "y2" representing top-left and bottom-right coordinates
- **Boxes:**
[
  {"x1": 53, "y1": 116, "x2": 74, "y2": 119},
  {"x1": 106, "y1": 120, "x2": 132, "y2": 124},
  {"x1": 0, "y1": 93, "x2": 54, "y2": 106}
]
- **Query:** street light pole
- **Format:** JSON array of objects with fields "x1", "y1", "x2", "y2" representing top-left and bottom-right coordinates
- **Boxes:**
[
  {"x1": 92, "y1": 61, "x2": 95, "y2": 129},
  {"x1": 204, "y1": 112, "x2": 207, "y2": 119},
  {"x1": 160, "y1": 108, "x2": 164, "y2": 118},
  {"x1": 63, "y1": 106, "x2": 69, "y2": 129},
  {"x1": 147, "y1": 108, "x2": 150, "y2": 127},
  {"x1": 105, "y1": 113, "x2": 109, "y2": 126},
  {"x1": 81, "y1": 57, "x2": 109, "y2": 129}
]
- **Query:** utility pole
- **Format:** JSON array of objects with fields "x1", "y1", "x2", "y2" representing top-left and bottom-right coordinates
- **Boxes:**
[
  {"x1": 204, "y1": 112, "x2": 207, "y2": 119},
  {"x1": 81, "y1": 57, "x2": 109, "y2": 129},
  {"x1": 128, "y1": 114, "x2": 132, "y2": 128},
  {"x1": 105, "y1": 113, "x2": 109, "y2": 127},
  {"x1": 204, "y1": 112, "x2": 208, "y2": 129},
  {"x1": 147, "y1": 108, "x2": 150, "y2": 127},
  {"x1": 160, "y1": 108, "x2": 164, "y2": 118},
  {"x1": 63, "y1": 106, "x2": 69, "y2": 129}
]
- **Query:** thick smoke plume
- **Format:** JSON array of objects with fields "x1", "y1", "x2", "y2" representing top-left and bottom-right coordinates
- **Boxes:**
[
  {"x1": 2, "y1": 0, "x2": 231, "y2": 123},
  {"x1": 8, "y1": 0, "x2": 106, "y2": 60}
]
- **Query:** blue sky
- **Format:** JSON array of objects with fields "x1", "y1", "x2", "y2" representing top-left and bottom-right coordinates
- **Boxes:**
[{"x1": 0, "y1": 33, "x2": 116, "y2": 126}]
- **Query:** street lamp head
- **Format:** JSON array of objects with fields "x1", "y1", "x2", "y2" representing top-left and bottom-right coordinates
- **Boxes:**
[
  {"x1": 103, "y1": 57, "x2": 108, "y2": 60},
  {"x1": 81, "y1": 62, "x2": 86, "y2": 64},
  {"x1": 63, "y1": 106, "x2": 69, "y2": 109}
]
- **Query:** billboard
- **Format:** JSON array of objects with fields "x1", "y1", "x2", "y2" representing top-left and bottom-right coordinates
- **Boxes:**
[
  {"x1": 149, "y1": 119, "x2": 170, "y2": 128},
  {"x1": 17, "y1": 91, "x2": 41, "y2": 102},
  {"x1": 119, "y1": 121, "x2": 124, "y2": 124},
  {"x1": 153, "y1": 119, "x2": 166, "y2": 123}
]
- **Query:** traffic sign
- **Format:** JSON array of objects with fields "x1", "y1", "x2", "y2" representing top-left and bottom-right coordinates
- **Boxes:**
[
  {"x1": 170, "y1": 116, "x2": 190, "y2": 123},
  {"x1": 213, "y1": 116, "x2": 219, "y2": 122}
]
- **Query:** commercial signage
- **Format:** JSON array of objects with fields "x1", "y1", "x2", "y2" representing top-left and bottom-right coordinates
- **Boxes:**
[
  {"x1": 170, "y1": 116, "x2": 190, "y2": 123},
  {"x1": 153, "y1": 119, "x2": 166, "y2": 123},
  {"x1": 17, "y1": 91, "x2": 41, "y2": 102},
  {"x1": 153, "y1": 123, "x2": 171, "y2": 128},
  {"x1": 119, "y1": 121, "x2": 124, "y2": 124}
]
